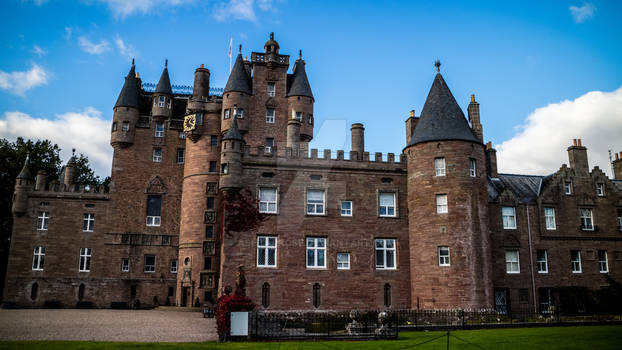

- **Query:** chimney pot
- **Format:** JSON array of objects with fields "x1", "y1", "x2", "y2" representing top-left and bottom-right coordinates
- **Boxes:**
[
  {"x1": 409, "y1": 110, "x2": 415, "y2": 117},
  {"x1": 200, "y1": 64, "x2": 204, "y2": 68},
  {"x1": 471, "y1": 94, "x2": 475, "y2": 103},
  {"x1": 578, "y1": 139, "x2": 582, "y2": 146}
]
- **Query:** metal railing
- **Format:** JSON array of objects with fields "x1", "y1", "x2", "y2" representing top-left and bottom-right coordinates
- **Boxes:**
[{"x1": 141, "y1": 82, "x2": 224, "y2": 96}]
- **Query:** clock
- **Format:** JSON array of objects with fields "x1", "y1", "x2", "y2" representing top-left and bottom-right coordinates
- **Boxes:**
[{"x1": 183, "y1": 114, "x2": 196, "y2": 132}]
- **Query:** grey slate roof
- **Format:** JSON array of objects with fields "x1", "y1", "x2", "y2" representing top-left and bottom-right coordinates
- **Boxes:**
[
  {"x1": 497, "y1": 174, "x2": 544, "y2": 203},
  {"x1": 114, "y1": 64, "x2": 139, "y2": 109},
  {"x1": 408, "y1": 73, "x2": 480, "y2": 146},
  {"x1": 286, "y1": 59, "x2": 313, "y2": 100},
  {"x1": 155, "y1": 65, "x2": 172, "y2": 94},
  {"x1": 224, "y1": 54, "x2": 252, "y2": 94},
  {"x1": 223, "y1": 117, "x2": 243, "y2": 141},
  {"x1": 17, "y1": 156, "x2": 32, "y2": 180}
]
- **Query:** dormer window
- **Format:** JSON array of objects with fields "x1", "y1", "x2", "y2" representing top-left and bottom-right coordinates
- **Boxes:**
[
  {"x1": 596, "y1": 183, "x2": 604, "y2": 196},
  {"x1": 267, "y1": 82, "x2": 275, "y2": 97},
  {"x1": 155, "y1": 122, "x2": 164, "y2": 137},
  {"x1": 564, "y1": 182, "x2": 572, "y2": 195},
  {"x1": 158, "y1": 96, "x2": 165, "y2": 108}
]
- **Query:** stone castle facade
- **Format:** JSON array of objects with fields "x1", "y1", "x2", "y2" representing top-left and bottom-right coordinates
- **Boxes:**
[{"x1": 4, "y1": 34, "x2": 622, "y2": 313}]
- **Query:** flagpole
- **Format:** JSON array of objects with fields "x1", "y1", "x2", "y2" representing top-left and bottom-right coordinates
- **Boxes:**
[{"x1": 229, "y1": 36, "x2": 233, "y2": 74}]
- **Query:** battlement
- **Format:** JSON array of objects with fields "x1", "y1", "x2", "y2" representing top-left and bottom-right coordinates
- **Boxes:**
[
  {"x1": 242, "y1": 145, "x2": 407, "y2": 173},
  {"x1": 31, "y1": 182, "x2": 110, "y2": 197}
]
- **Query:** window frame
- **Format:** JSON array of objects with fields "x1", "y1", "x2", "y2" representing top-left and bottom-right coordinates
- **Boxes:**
[
  {"x1": 544, "y1": 207, "x2": 556, "y2": 230},
  {"x1": 223, "y1": 109, "x2": 230, "y2": 120},
  {"x1": 571, "y1": 250, "x2": 582, "y2": 273},
  {"x1": 170, "y1": 259, "x2": 178, "y2": 274},
  {"x1": 37, "y1": 211, "x2": 49, "y2": 231},
  {"x1": 505, "y1": 250, "x2": 520, "y2": 274},
  {"x1": 79, "y1": 247, "x2": 91, "y2": 272},
  {"x1": 436, "y1": 194, "x2": 448, "y2": 214},
  {"x1": 596, "y1": 183, "x2": 605, "y2": 197},
  {"x1": 564, "y1": 182, "x2": 572, "y2": 195},
  {"x1": 82, "y1": 213, "x2": 95, "y2": 232},
  {"x1": 306, "y1": 189, "x2": 326, "y2": 216},
  {"x1": 434, "y1": 158, "x2": 446, "y2": 177},
  {"x1": 209, "y1": 161, "x2": 217, "y2": 173},
  {"x1": 210, "y1": 135, "x2": 218, "y2": 146},
  {"x1": 267, "y1": 82, "x2": 275, "y2": 97},
  {"x1": 152, "y1": 148, "x2": 162, "y2": 163},
  {"x1": 306, "y1": 237, "x2": 327, "y2": 269},
  {"x1": 580, "y1": 208, "x2": 594, "y2": 231},
  {"x1": 121, "y1": 121, "x2": 130, "y2": 132},
  {"x1": 598, "y1": 250, "x2": 608, "y2": 273},
  {"x1": 121, "y1": 258, "x2": 130, "y2": 272},
  {"x1": 375, "y1": 238, "x2": 397, "y2": 270},
  {"x1": 340, "y1": 200, "x2": 352, "y2": 217},
  {"x1": 502, "y1": 207, "x2": 517, "y2": 229},
  {"x1": 158, "y1": 96, "x2": 165, "y2": 108},
  {"x1": 337, "y1": 252, "x2": 350, "y2": 270},
  {"x1": 378, "y1": 192, "x2": 397, "y2": 217},
  {"x1": 154, "y1": 122, "x2": 164, "y2": 137},
  {"x1": 257, "y1": 236, "x2": 277, "y2": 268},
  {"x1": 32, "y1": 246, "x2": 45, "y2": 271},
  {"x1": 469, "y1": 158, "x2": 477, "y2": 177},
  {"x1": 144, "y1": 255, "x2": 156, "y2": 273},
  {"x1": 537, "y1": 249, "x2": 548, "y2": 273},
  {"x1": 146, "y1": 195, "x2": 162, "y2": 227},
  {"x1": 176, "y1": 148, "x2": 185, "y2": 164},
  {"x1": 258, "y1": 187, "x2": 278, "y2": 214},
  {"x1": 438, "y1": 246, "x2": 450, "y2": 267}
]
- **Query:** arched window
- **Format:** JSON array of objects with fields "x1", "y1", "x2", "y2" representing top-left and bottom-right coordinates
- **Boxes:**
[
  {"x1": 384, "y1": 283, "x2": 391, "y2": 307},
  {"x1": 78, "y1": 283, "x2": 85, "y2": 301},
  {"x1": 261, "y1": 282, "x2": 270, "y2": 308},
  {"x1": 30, "y1": 282, "x2": 38, "y2": 301},
  {"x1": 313, "y1": 283, "x2": 321, "y2": 308}
]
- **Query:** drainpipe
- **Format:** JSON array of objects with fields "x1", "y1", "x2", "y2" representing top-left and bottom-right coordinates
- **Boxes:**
[{"x1": 526, "y1": 204, "x2": 537, "y2": 314}]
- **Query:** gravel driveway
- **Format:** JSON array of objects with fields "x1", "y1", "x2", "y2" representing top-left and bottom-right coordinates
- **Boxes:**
[{"x1": 0, "y1": 309, "x2": 217, "y2": 342}]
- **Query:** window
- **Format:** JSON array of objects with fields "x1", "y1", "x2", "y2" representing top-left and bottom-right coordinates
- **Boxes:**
[
  {"x1": 502, "y1": 207, "x2": 517, "y2": 229},
  {"x1": 265, "y1": 108, "x2": 275, "y2": 124},
  {"x1": 294, "y1": 111, "x2": 302, "y2": 121},
  {"x1": 618, "y1": 209, "x2": 622, "y2": 231},
  {"x1": 79, "y1": 248, "x2": 91, "y2": 272},
  {"x1": 306, "y1": 237, "x2": 326, "y2": 268},
  {"x1": 176, "y1": 149, "x2": 185, "y2": 164},
  {"x1": 83, "y1": 213, "x2": 94, "y2": 232},
  {"x1": 112, "y1": 122, "x2": 117, "y2": 131},
  {"x1": 265, "y1": 137, "x2": 274, "y2": 152},
  {"x1": 544, "y1": 208, "x2": 556, "y2": 230},
  {"x1": 580, "y1": 208, "x2": 593, "y2": 231},
  {"x1": 384, "y1": 283, "x2": 392, "y2": 307},
  {"x1": 146, "y1": 195, "x2": 162, "y2": 227},
  {"x1": 179, "y1": 131, "x2": 186, "y2": 139},
  {"x1": 597, "y1": 183, "x2": 604, "y2": 196},
  {"x1": 152, "y1": 148, "x2": 162, "y2": 162},
  {"x1": 505, "y1": 250, "x2": 520, "y2": 274},
  {"x1": 196, "y1": 113, "x2": 203, "y2": 125},
  {"x1": 122, "y1": 121, "x2": 130, "y2": 132},
  {"x1": 144, "y1": 255, "x2": 156, "y2": 273},
  {"x1": 32, "y1": 246, "x2": 45, "y2": 270},
  {"x1": 306, "y1": 189, "x2": 325, "y2": 215},
  {"x1": 598, "y1": 250, "x2": 608, "y2": 273},
  {"x1": 375, "y1": 238, "x2": 396, "y2": 269},
  {"x1": 312, "y1": 283, "x2": 321, "y2": 308},
  {"x1": 158, "y1": 96, "x2": 165, "y2": 107},
  {"x1": 155, "y1": 122, "x2": 164, "y2": 137},
  {"x1": 221, "y1": 163, "x2": 228, "y2": 174},
  {"x1": 206, "y1": 197, "x2": 215, "y2": 210},
  {"x1": 436, "y1": 194, "x2": 448, "y2": 214},
  {"x1": 209, "y1": 161, "x2": 217, "y2": 173},
  {"x1": 121, "y1": 258, "x2": 129, "y2": 272},
  {"x1": 308, "y1": 114, "x2": 313, "y2": 125},
  {"x1": 537, "y1": 250, "x2": 548, "y2": 273},
  {"x1": 469, "y1": 158, "x2": 476, "y2": 177},
  {"x1": 438, "y1": 246, "x2": 450, "y2": 266},
  {"x1": 340, "y1": 200, "x2": 352, "y2": 216},
  {"x1": 204, "y1": 257, "x2": 212, "y2": 270},
  {"x1": 571, "y1": 250, "x2": 582, "y2": 273},
  {"x1": 267, "y1": 82, "x2": 275, "y2": 97},
  {"x1": 170, "y1": 259, "x2": 178, "y2": 274},
  {"x1": 564, "y1": 182, "x2": 572, "y2": 195},
  {"x1": 262, "y1": 282, "x2": 270, "y2": 308},
  {"x1": 434, "y1": 158, "x2": 446, "y2": 176},
  {"x1": 37, "y1": 211, "x2": 49, "y2": 231},
  {"x1": 223, "y1": 109, "x2": 230, "y2": 119},
  {"x1": 210, "y1": 135, "x2": 218, "y2": 146},
  {"x1": 259, "y1": 187, "x2": 277, "y2": 213},
  {"x1": 234, "y1": 107, "x2": 244, "y2": 119},
  {"x1": 205, "y1": 225, "x2": 213, "y2": 239},
  {"x1": 257, "y1": 236, "x2": 277, "y2": 267},
  {"x1": 31, "y1": 282, "x2": 38, "y2": 300},
  {"x1": 379, "y1": 192, "x2": 396, "y2": 217},
  {"x1": 337, "y1": 252, "x2": 350, "y2": 269}
]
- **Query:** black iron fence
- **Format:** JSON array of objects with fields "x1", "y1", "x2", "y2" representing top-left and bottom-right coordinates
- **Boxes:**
[{"x1": 249, "y1": 310, "x2": 398, "y2": 340}]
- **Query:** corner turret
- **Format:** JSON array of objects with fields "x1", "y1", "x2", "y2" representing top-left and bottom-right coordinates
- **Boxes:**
[
  {"x1": 152, "y1": 60, "x2": 173, "y2": 119},
  {"x1": 63, "y1": 149, "x2": 77, "y2": 187},
  {"x1": 222, "y1": 48, "x2": 251, "y2": 134},
  {"x1": 219, "y1": 118, "x2": 245, "y2": 190},
  {"x1": 12, "y1": 155, "x2": 33, "y2": 216},
  {"x1": 287, "y1": 50, "x2": 314, "y2": 150},
  {"x1": 111, "y1": 60, "x2": 140, "y2": 148}
]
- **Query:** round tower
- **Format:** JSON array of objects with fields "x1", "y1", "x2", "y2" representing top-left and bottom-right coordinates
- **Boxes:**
[
  {"x1": 404, "y1": 64, "x2": 492, "y2": 309},
  {"x1": 222, "y1": 47, "x2": 251, "y2": 133},
  {"x1": 12, "y1": 155, "x2": 33, "y2": 216},
  {"x1": 152, "y1": 60, "x2": 173, "y2": 120},
  {"x1": 110, "y1": 60, "x2": 140, "y2": 148},
  {"x1": 177, "y1": 81, "x2": 222, "y2": 307},
  {"x1": 63, "y1": 150, "x2": 77, "y2": 187},
  {"x1": 219, "y1": 118, "x2": 245, "y2": 190},
  {"x1": 286, "y1": 50, "x2": 314, "y2": 151}
]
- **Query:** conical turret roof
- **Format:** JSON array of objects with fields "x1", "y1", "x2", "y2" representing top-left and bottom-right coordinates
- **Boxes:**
[
  {"x1": 287, "y1": 58, "x2": 313, "y2": 100},
  {"x1": 114, "y1": 61, "x2": 140, "y2": 109},
  {"x1": 407, "y1": 72, "x2": 480, "y2": 147},
  {"x1": 223, "y1": 117, "x2": 243, "y2": 141},
  {"x1": 224, "y1": 54, "x2": 252, "y2": 94},
  {"x1": 155, "y1": 60, "x2": 172, "y2": 94},
  {"x1": 17, "y1": 155, "x2": 33, "y2": 180}
]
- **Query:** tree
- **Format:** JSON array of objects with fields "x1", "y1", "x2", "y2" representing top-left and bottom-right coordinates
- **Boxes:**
[{"x1": 74, "y1": 154, "x2": 110, "y2": 187}]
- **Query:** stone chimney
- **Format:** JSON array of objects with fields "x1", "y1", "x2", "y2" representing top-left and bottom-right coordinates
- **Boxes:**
[
  {"x1": 567, "y1": 139, "x2": 589, "y2": 175},
  {"x1": 35, "y1": 170, "x2": 47, "y2": 191},
  {"x1": 485, "y1": 142, "x2": 498, "y2": 177},
  {"x1": 468, "y1": 94, "x2": 483, "y2": 142},
  {"x1": 351, "y1": 123, "x2": 365, "y2": 160},
  {"x1": 405, "y1": 110, "x2": 419, "y2": 145},
  {"x1": 613, "y1": 151, "x2": 622, "y2": 180}
]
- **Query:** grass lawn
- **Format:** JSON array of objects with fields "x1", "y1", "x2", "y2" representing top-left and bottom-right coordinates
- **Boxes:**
[{"x1": 1, "y1": 325, "x2": 621, "y2": 349}]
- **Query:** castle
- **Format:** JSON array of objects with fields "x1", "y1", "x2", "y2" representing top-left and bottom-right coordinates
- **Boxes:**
[{"x1": 4, "y1": 34, "x2": 622, "y2": 313}]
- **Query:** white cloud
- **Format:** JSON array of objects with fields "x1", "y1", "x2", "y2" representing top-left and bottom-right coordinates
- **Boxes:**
[
  {"x1": 32, "y1": 45, "x2": 47, "y2": 57},
  {"x1": 114, "y1": 35, "x2": 138, "y2": 59},
  {"x1": 0, "y1": 108, "x2": 112, "y2": 177},
  {"x1": 64, "y1": 27, "x2": 73, "y2": 41},
  {"x1": 96, "y1": 0, "x2": 195, "y2": 18},
  {"x1": 570, "y1": 3, "x2": 596, "y2": 23},
  {"x1": 497, "y1": 87, "x2": 622, "y2": 178},
  {"x1": 78, "y1": 36, "x2": 110, "y2": 55},
  {"x1": 0, "y1": 64, "x2": 49, "y2": 96},
  {"x1": 214, "y1": 0, "x2": 256, "y2": 22},
  {"x1": 22, "y1": 0, "x2": 49, "y2": 5}
]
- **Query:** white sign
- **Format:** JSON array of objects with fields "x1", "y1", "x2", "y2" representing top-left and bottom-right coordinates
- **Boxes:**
[{"x1": 230, "y1": 312, "x2": 249, "y2": 336}]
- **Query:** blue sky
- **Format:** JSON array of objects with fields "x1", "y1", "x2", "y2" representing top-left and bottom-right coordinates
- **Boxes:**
[{"x1": 1, "y1": 0, "x2": 621, "y2": 177}]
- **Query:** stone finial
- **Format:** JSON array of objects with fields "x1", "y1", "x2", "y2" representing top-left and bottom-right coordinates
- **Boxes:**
[
  {"x1": 270, "y1": 32, "x2": 274, "y2": 40},
  {"x1": 299, "y1": 49, "x2": 302, "y2": 59},
  {"x1": 434, "y1": 60, "x2": 441, "y2": 72},
  {"x1": 165, "y1": 59, "x2": 168, "y2": 68},
  {"x1": 239, "y1": 44, "x2": 242, "y2": 54},
  {"x1": 471, "y1": 94, "x2": 476, "y2": 103}
]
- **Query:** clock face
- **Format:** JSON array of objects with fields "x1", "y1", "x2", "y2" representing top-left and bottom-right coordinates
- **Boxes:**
[{"x1": 183, "y1": 114, "x2": 196, "y2": 132}]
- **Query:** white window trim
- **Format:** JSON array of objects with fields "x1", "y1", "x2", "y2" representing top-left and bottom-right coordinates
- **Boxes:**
[
  {"x1": 502, "y1": 207, "x2": 517, "y2": 229},
  {"x1": 153, "y1": 148, "x2": 162, "y2": 163},
  {"x1": 580, "y1": 208, "x2": 594, "y2": 231},
  {"x1": 267, "y1": 82, "x2": 275, "y2": 97},
  {"x1": 121, "y1": 258, "x2": 130, "y2": 272},
  {"x1": 596, "y1": 183, "x2": 605, "y2": 197},
  {"x1": 438, "y1": 246, "x2": 450, "y2": 267},
  {"x1": 571, "y1": 251, "x2": 582, "y2": 273},
  {"x1": 223, "y1": 109, "x2": 230, "y2": 119},
  {"x1": 375, "y1": 238, "x2": 397, "y2": 270},
  {"x1": 257, "y1": 236, "x2": 278, "y2": 268},
  {"x1": 158, "y1": 96, "x2": 165, "y2": 108},
  {"x1": 176, "y1": 149, "x2": 185, "y2": 164},
  {"x1": 146, "y1": 216, "x2": 161, "y2": 227},
  {"x1": 379, "y1": 192, "x2": 397, "y2": 218},
  {"x1": 537, "y1": 250, "x2": 548, "y2": 274},
  {"x1": 79, "y1": 248, "x2": 91, "y2": 272},
  {"x1": 598, "y1": 251, "x2": 608, "y2": 274},
  {"x1": 155, "y1": 122, "x2": 164, "y2": 137},
  {"x1": 258, "y1": 187, "x2": 278, "y2": 214},
  {"x1": 544, "y1": 207, "x2": 556, "y2": 230},
  {"x1": 337, "y1": 252, "x2": 350, "y2": 270},
  {"x1": 83, "y1": 213, "x2": 95, "y2": 232},
  {"x1": 469, "y1": 158, "x2": 476, "y2": 177},
  {"x1": 170, "y1": 259, "x2": 178, "y2": 274},
  {"x1": 144, "y1": 255, "x2": 156, "y2": 273},
  {"x1": 436, "y1": 194, "x2": 448, "y2": 214},
  {"x1": 505, "y1": 250, "x2": 520, "y2": 274},
  {"x1": 434, "y1": 158, "x2": 446, "y2": 177},
  {"x1": 306, "y1": 237, "x2": 327, "y2": 269},
  {"x1": 32, "y1": 246, "x2": 45, "y2": 271},
  {"x1": 266, "y1": 108, "x2": 275, "y2": 123},
  {"x1": 306, "y1": 189, "x2": 326, "y2": 216},
  {"x1": 37, "y1": 211, "x2": 49, "y2": 231},
  {"x1": 564, "y1": 182, "x2": 572, "y2": 195},
  {"x1": 340, "y1": 200, "x2": 352, "y2": 217},
  {"x1": 121, "y1": 122, "x2": 130, "y2": 132}
]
